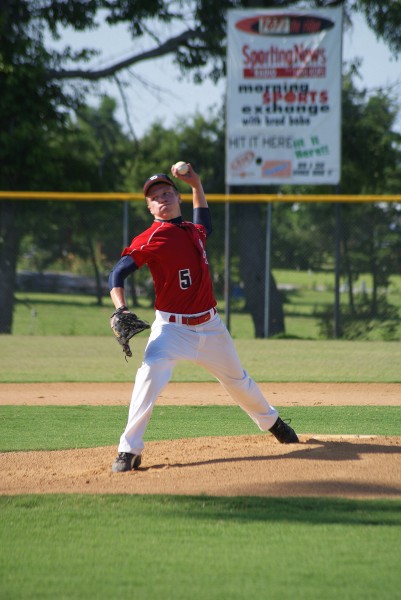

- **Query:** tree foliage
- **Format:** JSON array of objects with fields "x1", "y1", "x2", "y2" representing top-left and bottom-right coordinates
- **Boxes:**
[
  {"x1": 278, "y1": 69, "x2": 401, "y2": 336},
  {"x1": 1, "y1": 0, "x2": 401, "y2": 333},
  {"x1": 17, "y1": 97, "x2": 136, "y2": 304}
]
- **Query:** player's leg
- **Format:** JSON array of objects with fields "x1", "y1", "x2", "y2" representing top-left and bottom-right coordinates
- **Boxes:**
[
  {"x1": 116, "y1": 320, "x2": 183, "y2": 455},
  {"x1": 116, "y1": 358, "x2": 174, "y2": 455},
  {"x1": 196, "y1": 315, "x2": 298, "y2": 442},
  {"x1": 113, "y1": 318, "x2": 201, "y2": 471}
]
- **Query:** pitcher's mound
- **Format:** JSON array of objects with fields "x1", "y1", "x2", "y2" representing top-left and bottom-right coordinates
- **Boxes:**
[{"x1": 1, "y1": 434, "x2": 401, "y2": 499}]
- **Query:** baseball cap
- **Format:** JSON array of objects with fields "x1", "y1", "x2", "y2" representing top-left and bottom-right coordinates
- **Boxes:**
[{"x1": 143, "y1": 173, "x2": 176, "y2": 197}]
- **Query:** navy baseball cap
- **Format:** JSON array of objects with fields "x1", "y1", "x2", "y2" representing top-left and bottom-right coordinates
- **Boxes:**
[{"x1": 143, "y1": 173, "x2": 176, "y2": 197}]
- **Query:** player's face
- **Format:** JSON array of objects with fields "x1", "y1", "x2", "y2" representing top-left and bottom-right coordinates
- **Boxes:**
[{"x1": 146, "y1": 184, "x2": 181, "y2": 220}]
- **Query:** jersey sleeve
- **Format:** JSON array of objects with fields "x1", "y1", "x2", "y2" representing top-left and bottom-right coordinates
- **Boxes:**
[
  {"x1": 121, "y1": 227, "x2": 155, "y2": 268},
  {"x1": 193, "y1": 207, "x2": 212, "y2": 238},
  {"x1": 108, "y1": 255, "x2": 137, "y2": 290},
  {"x1": 122, "y1": 245, "x2": 147, "y2": 268}
]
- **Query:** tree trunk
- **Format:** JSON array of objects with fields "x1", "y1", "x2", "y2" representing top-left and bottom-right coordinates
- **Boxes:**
[
  {"x1": 236, "y1": 203, "x2": 284, "y2": 338},
  {"x1": 0, "y1": 202, "x2": 20, "y2": 333},
  {"x1": 342, "y1": 228, "x2": 355, "y2": 316},
  {"x1": 268, "y1": 272, "x2": 285, "y2": 337},
  {"x1": 371, "y1": 255, "x2": 378, "y2": 317},
  {"x1": 85, "y1": 233, "x2": 103, "y2": 306},
  {"x1": 128, "y1": 277, "x2": 138, "y2": 307}
]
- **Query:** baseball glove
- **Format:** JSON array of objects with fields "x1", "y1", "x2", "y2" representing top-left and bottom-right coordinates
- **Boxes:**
[{"x1": 110, "y1": 306, "x2": 150, "y2": 358}]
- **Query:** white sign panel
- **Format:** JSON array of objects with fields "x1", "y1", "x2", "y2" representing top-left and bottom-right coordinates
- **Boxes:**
[{"x1": 226, "y1": 8, "x2": 343, "y2": 185}]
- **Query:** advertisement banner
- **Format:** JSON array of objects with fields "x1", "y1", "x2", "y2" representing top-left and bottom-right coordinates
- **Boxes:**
[{"x1": 226, "y1": 7, "x2": 343, "y2": 185}]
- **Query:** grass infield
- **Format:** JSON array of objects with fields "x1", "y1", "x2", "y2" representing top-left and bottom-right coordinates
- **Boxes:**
[
  {"x1": 1, "y1": 494, "x2": 401, "y2": 600},
  {"x1": 0, "y1": 405, "x2": 399, "y2": 452}
]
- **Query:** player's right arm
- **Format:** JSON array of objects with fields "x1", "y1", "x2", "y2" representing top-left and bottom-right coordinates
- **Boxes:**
[
  {"x1": 191, "y1": 176, "x2": 208, "y2": 210},
  {"x1": 171, "y1": 162, "x2": 212, "y2": 237},
  {"x1": 193, "y1": 207, "x2": 212, "y2": 238},
  {"x1": 171, "y1": 163, "x2": 207, "y2": 209},
  {"x1": 190, "y1": 168, "x2": 211, "y2": 237}
]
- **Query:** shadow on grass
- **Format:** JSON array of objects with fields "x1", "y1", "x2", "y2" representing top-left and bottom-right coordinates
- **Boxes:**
[
  {"x1": 3, "y1": 494, "x2": 401, "y2": 526},
  {"x1": 162, "y1": 495, "x2": 401, "y2": 526}
]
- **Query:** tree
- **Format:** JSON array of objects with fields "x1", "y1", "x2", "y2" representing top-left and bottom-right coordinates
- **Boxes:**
[
  {"x1": 2, "y1": 0, "x2": 401, "y2": 333},
  {"x1": 279, "y1": 70, "x2": 401, "y2": 337},
  {"x1": 337, "y1": 70, "x2": 401, "y2": 320},
  {"x1": 1, "y1": 1, "x2": 69, "y2": 332},
  {"x1": 17, "y1": 97, "x2": 136, "y2": 305},
  {"x1": 0, "y1": 0, "x2": 236, "y2": 332}
]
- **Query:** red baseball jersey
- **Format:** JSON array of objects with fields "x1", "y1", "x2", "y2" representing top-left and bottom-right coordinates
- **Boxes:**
[{"x1": 122, "y1": 220, "x2": 216, "y2": 314}]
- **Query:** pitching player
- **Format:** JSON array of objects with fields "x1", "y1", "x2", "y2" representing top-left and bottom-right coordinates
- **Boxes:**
[{"x1": 109, "y1": 162, "x2": 299, "y2": 472}]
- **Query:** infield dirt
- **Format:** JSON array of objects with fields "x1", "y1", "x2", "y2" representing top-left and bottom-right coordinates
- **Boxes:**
[{"x1": 1, "y1": 382, "x2": 401, "y2": 499}]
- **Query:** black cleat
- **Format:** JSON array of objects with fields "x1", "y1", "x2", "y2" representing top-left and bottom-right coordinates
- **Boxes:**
[
  {"x1": 269, "y1": 417, "x2": 299, "y2": 444},
  {"x1": 112, "y1": 452, "x2": 142, "y2": 473}
]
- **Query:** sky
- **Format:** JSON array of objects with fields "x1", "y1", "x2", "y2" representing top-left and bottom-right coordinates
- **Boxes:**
[{"x1": 55, "y1": 10, "x2": 401, "y2": 137}]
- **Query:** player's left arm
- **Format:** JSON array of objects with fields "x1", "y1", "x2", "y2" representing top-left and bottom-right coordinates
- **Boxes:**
[
  {"x1": 109, "y1": 255, "x2": 138, "y2": 309},
  {"x1": 108, "y1": 255, "x2": 150, "y2": 358}
]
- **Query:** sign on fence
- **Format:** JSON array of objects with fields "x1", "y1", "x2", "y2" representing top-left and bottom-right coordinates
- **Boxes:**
[{"x1": 226, "y1": 7, "x2": 343, "y2": 186}]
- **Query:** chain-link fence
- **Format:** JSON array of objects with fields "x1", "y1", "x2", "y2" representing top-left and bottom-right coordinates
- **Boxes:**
[{"x1": 13, "y1": 195, "x2": 401, "y2": 340}]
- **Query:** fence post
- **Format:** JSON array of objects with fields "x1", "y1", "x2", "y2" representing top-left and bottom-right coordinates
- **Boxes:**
[
  {"x1": 264, "y1": 201, "x2": 272, "y2": 338},
  {"x1": 224, "y1": 194, "x2": 231, "y2": 332},
  {"x1": 334, "y1": 202, "x2": 341, "y2": 338}
]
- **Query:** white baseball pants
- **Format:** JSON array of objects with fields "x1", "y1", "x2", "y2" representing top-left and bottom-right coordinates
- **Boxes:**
[{"x1": 117, "y1": 310, "x2": 278, "y2": 454}]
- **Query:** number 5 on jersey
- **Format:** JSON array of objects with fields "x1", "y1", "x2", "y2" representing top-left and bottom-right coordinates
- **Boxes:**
[{"x1": 179, "y1": 268, "x2": 192, "y2": 289}]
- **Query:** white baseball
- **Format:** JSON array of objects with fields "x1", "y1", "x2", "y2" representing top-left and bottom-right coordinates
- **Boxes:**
[{"x1": 174, "y1": 161, "x2": 189, "y2": 175}]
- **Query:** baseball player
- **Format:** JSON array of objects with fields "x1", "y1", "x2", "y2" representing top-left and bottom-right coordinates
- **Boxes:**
[{"x1": 109, "y1": 162, "x2": 299, "y2": 472}]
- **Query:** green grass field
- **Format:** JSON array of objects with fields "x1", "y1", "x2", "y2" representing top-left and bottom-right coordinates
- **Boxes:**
[
  {"x1": 1, "y1": 405, "x2": 400, "y2": 452},
  {"x1": 2, "y1": 288, "x2": 401, "y2": 599},
  {"x1": 1, "y1": 336, "x2": 400, "y2": 382},
  {"x1": 2, "y1": 495, "x2": 400, "y2": 600},
  {"x1": 13, "y1": 270, "x2": 401, "y2": 340}
]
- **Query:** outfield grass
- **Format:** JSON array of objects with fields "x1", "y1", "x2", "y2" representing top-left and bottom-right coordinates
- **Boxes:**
[
  {"x1": 13, "y1": 281, "x2": 401, "y2": 341},
  {"x1": 1, "y1": 495, "x2": 400, "y2": 600},
  {"x1": 1, "y1": 335, "x2": 400, "y2": 383}
]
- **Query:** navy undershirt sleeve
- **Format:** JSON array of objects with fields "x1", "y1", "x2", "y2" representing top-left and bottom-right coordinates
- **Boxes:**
[
  {"x1": 193, "y1": 207, "x2": 212, "y2": 238},
  {"x1": 108, "y1": 255, "x2": 138, "y2": 290}
]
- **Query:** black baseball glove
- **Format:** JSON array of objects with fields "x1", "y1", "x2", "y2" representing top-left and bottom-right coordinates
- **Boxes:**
[{"x1": 110, "y1": 306, "x2": 150, "y2": 358}]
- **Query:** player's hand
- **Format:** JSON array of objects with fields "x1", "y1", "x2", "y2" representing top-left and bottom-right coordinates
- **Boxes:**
[{"x1": 171, "y1": 162, "x2": 200, "y2": 188}]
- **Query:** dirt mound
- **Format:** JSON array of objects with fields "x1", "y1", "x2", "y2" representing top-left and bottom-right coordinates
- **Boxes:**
[{"x1": 1, "y1": 435, "x2": 401, "y2": 498}]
